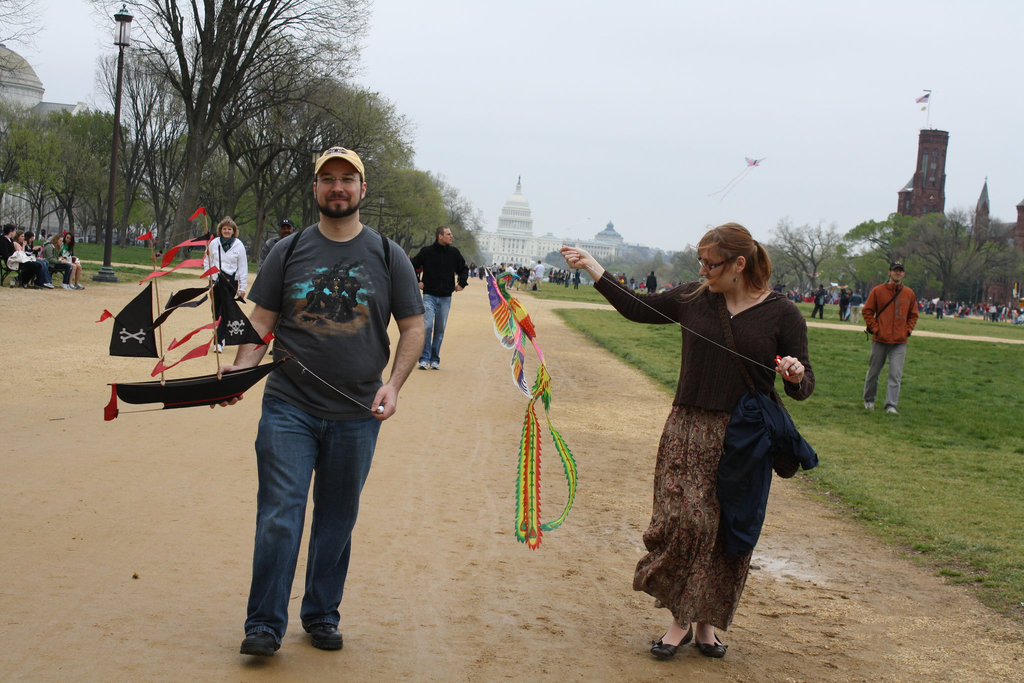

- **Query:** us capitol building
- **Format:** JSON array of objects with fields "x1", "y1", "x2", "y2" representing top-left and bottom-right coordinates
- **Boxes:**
[{"x1": 475, "y1": 178, "x2": 657, "y2": 266}]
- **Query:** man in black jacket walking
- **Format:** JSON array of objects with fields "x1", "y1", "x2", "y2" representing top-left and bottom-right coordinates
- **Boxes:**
[
  {"x1": 410, "y1": 225, "x2": 469, "y2": 370},
  {"x1": 811, "y1": 285, "x2": 827, "y2": 319}
]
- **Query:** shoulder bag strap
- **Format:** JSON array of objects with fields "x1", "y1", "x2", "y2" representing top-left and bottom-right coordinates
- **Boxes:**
[
  {"x1": 865, "y1": 284, "x2": 902, "y2": 337},
  {"x1": 871, "y1": 284, "x2": 903, "y2": 320}
]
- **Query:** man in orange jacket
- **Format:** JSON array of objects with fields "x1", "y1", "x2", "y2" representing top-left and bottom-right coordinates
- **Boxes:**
[{"x1": 861, "y1": 262, "x2": 918, "y2": 414}]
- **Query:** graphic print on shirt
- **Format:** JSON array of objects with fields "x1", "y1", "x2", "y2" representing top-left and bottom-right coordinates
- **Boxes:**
[{"x1": 289, "y1": 258, "x2": 373, "y2": 334}]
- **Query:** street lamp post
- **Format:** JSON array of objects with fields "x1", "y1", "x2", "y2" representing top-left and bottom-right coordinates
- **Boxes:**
[{"x1": 93, "y1": 4, "x2": 133, "y2": 283}]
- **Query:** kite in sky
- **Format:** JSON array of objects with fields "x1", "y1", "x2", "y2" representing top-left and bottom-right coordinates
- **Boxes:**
[
  {"x1": 485, "y1": 269, "x2": 578, "y2": 549},
  {"x1": 709, "y1": 156, "x2": 766, "y2": 202}
]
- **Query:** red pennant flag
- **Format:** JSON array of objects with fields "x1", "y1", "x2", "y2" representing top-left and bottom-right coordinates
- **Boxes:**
[
  {"x1": 174, "y1": 258, "x2": 206, "y2": 270},
  {"x1": 96, "y1": 310, "x2": 113, "y2": 322},
  {"x1": 137, "y1": 231, "x2": 153, "y2": 241},
  {"x1": 188, "y1": 207, "x2": 207, "y2": 221},
  {"x1": 104, "y1": 384, "x2": 120, "y2": 421},
  {"x1": 140, "y1": 270, "x2": 169, "y2": 284},
  {"x1": 201, "y1": 266, "x2": 219, "y2": 279},
  {"x1": 168, "y1": 318, "x2": 219, "y2": 351},
  {"x1": 140, "y1": 258, "x2": 208, "y2": 284},
  {"x1": 151, "y1": 340, "x2": 212, "y2": 376},
  {"x1": 161, "y1": 236, "x2": 210, "y2": 268}
]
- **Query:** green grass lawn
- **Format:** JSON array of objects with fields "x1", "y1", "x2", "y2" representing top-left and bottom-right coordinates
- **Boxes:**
[
  {"x1": 520, "y1": 282, "x2": 609, "y2": 305},
  {"x1": 555, "y1": 307, "x2": 1024, "y2": 619},
  {"x1": 72, "y1": 243, "x2": 257, "y2": 283}
]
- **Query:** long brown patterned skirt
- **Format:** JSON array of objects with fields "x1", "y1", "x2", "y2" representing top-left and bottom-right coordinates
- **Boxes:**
[{"x1": 632, "y1": 404, "x2": 751, "y2": 630}]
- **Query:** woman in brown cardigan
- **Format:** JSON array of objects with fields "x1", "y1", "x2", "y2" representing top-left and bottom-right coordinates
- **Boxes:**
[{"x1": 560, "y1": 223, "x2": 814, "y2": 659}]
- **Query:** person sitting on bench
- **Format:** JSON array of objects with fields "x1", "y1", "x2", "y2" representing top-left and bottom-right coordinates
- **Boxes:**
[{"x1": 43, "y1": 233, "x2": 75, "y2": 289}]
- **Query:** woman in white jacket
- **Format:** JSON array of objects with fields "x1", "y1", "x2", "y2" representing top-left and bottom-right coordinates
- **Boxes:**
[{"x1": 204, "y1": 217, "x2": 248, "y2": 298}]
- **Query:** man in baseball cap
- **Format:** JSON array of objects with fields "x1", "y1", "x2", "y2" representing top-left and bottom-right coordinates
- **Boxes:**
[
  {"x1": 258, "y1": 217, "x2": 296, "y2": 268},
  {"x1": 314, "y1": 146, "x2": 365, "y2": 180},
  {"x1": 861, "y1": 260, "x2": 917, "y2": 415},
  {"x1": 232, "y1": 142, "x2": 423, "y2": 656}
]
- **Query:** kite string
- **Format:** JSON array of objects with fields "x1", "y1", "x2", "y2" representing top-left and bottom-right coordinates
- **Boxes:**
[
  {"x1": 607, "y1": 281, "x2": 780, "y2": 377},
  {"x1": 708, "y1": 166, "x2": 749, "y2": 197},
  {"x1": 272, "y1": 342, "x2": 376, "y2": 412}
]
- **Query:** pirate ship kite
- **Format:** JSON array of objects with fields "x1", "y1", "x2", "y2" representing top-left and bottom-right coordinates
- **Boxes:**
[{"x1": 99, "y1": 218, "x2": 280, "y2": 420}]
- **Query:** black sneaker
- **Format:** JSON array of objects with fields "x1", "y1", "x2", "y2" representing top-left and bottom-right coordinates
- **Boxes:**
[
  {"x1": 306, "y1": 623, "x2": 343, "y2": 650},
  {"x1": 240, "y1": 631, "x2": 280, "y2": 656}
]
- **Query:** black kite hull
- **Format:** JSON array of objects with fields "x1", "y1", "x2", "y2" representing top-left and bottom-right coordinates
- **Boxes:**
[{"x1": 105, "y1": 361, "x2": 283, "y2": 420}]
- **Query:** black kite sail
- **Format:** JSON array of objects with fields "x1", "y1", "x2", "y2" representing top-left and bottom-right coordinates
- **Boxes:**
[{"x1": 99, "y1": 231, "x2": 277, "y2": 421}]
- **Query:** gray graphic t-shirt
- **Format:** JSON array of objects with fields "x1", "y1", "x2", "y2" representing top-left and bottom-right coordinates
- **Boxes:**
[{"x1": 249, "y1": 225, "x2": 423, "y2": 420}]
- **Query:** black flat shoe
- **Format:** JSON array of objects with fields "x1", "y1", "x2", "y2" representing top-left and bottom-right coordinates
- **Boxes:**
[
  {"x1": 306, "y1": 623, "x2": 343, "y2": 651},
  {"x1": 650, "y1": 627, "x2": 693, "y2": 659},
  {"x1": 240, "y1": 631, "x2": 280, "y2": 657},
  {"x1": 695, "y1": 634, "x2": 728, "y2": 658}
]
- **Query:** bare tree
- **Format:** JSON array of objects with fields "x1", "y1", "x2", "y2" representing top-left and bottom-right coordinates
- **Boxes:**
[
  {"x1": 430, "y1": 172, "x2": 482, "y2": 258},
  {"x1": 770, "y1": 219, "x2": 844, "y2": 289},
  {"x1": 49, "y1": 110, "x2": 108, "y2": 238},
  {"x1": 100, "y1": 54, "x2": 157, "y2": 246},
  {"x1": 0, "y1": 0, "x2": 39, "y2": 45},
  {"x1": 844, "y1": 212, "x2": 914, "y2": 265},
  {"x1": 10, "y1": 113, "x2": 59, "y2": 231},
  {"x1": 108, "y1": 0, "x2": 370, "y2": 246},
  {"x1": 378, "y1": 168, "x2": 447, "y2": 252},
  {"x1": 0, "y1": 100, "x2": 29, "y2": 212},
  {"x1": 904, "y1": 209, "x2": 1010, "y2": 300},
  {"x1": 113, "y1": 55, "x2": 188, "y2": 246}
]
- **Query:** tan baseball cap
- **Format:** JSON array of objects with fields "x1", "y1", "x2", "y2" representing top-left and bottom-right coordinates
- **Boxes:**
[{"x1": 314, "y1": 146, "x2": 365, "y2": 179}]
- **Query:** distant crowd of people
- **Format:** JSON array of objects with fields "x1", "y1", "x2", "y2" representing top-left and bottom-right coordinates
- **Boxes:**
[
  {"x1": 2, "y1": 224, "x2": 85, "y2": 290},
  {"x1": 789, "y1": 282, "x2": 1022, "y2": 325}
]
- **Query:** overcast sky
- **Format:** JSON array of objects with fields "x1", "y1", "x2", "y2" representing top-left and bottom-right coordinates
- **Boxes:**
[{"x1": 19, "y1": 0, "x2": 1024, "y2": 252}]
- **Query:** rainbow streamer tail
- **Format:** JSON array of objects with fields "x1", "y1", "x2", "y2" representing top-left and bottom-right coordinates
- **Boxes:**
[
  {"x1": 539, "y1": 419, "x2": 577, "y2": 532},
  {"x1": 512, "y1": 366, "x2": 578, "y2": 548},
  {"x1": 515, "y1": 400, "x2": 543, "y2": 549}
]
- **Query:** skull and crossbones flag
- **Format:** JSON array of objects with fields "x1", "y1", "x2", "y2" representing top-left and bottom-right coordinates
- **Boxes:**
[{"x1": 102, "y1": 283, "x2": 158, "y2": 358}]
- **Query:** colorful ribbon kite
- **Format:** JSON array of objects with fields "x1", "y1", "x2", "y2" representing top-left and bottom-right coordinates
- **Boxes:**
[{"x1": 485, "y1": 269, "x2": 578, "y2": 549}]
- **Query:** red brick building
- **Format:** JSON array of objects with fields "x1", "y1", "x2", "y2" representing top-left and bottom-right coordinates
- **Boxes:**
[{"x1": 897, "y1": 129, "x2": 949, "y2": 216}]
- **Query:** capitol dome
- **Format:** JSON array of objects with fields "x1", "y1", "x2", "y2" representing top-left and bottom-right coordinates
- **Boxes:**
[
  {"x1": 0, "y1": 44, "x2": 45, "y2": 108},
  {"x1": 594, "y1": 220, "x2": 623, "y2": 244},
  {"x1": 496, "y1": 177, "x2": 533, "y2": 236}
]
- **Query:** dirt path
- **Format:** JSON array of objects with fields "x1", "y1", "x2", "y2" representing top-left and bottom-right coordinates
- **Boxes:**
[{"x1": 1, "y1": 281, "x2": 1021, "y2": 681}]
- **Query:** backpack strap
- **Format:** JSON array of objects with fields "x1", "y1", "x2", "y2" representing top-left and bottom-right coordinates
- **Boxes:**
[
  {"x1": 366, "y1": 226, "x2": 391, "y2": 273},
  {"x1": 280, "y1": 226, "x2": 304, "y2": 275},
  {"x1": 282, "y1": 224, "x2": 392, "y2": 276}
]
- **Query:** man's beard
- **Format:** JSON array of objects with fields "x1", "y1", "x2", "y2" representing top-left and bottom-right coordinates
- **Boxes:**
[{"x1": 318, "y1": 194, "x2": 362, "y2": 219}]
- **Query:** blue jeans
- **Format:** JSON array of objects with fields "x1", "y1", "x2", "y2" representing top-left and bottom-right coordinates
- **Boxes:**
[
  {"x1": 245, "y1": 395, "x2": 380, "y2": 641},
  {"x1": 419, "y1": 294, "x2": 452, "y2": 365},
  {"x1": 25, "y1": 260, "x2": 51, "y2": 285},
  {"x1": 50, "y1": 261, "x2": 72, "y2": 284}
]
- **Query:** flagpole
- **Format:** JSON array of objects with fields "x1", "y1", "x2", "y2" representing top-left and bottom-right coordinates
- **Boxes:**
[
  {"x1": 205, "y1": 233, "x2": 223, "y2": 380},
  {"x1": 147, "y1": 235, "x2": 167, "y2": 386}
]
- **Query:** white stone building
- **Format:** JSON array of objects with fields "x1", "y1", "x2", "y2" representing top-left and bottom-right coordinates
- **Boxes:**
[
  {"x1": 0, "y1": 44, "x2": 86, "y2": 114},
  {"x1": 475, "y1": 178, "x2": 627, "y2": 266},
  {"x1": 0, "y1": 44, "x2": 88, "y2": 231}
]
